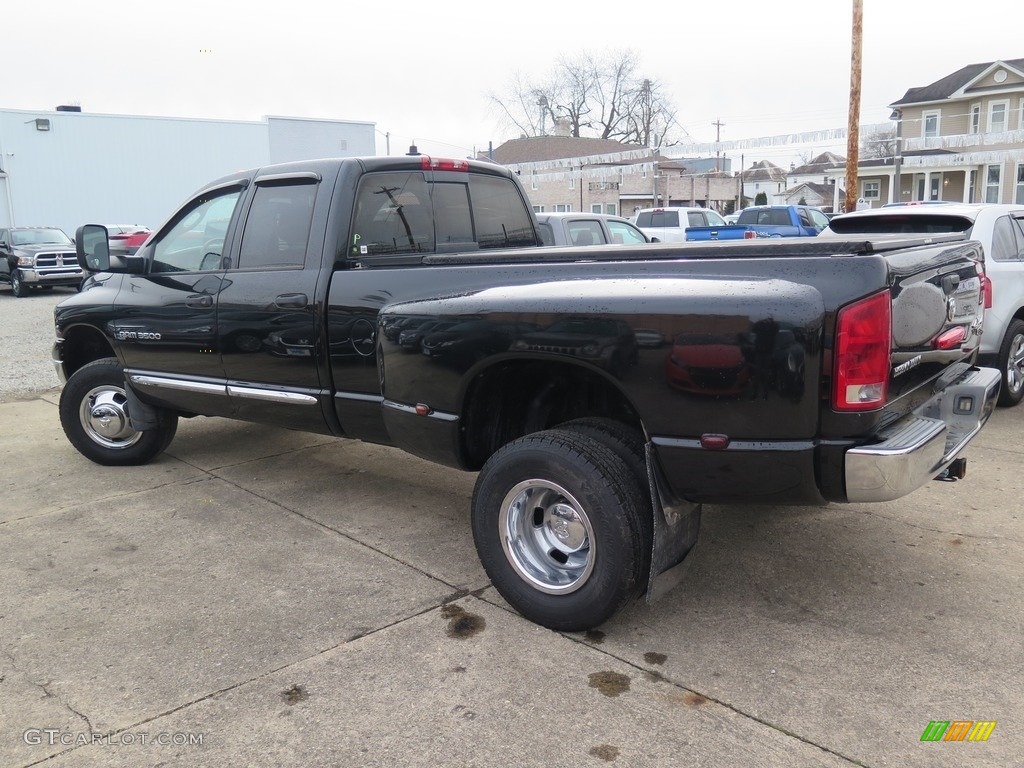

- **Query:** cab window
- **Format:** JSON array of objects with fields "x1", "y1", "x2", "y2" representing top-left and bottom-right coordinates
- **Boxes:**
[
  {"x1": 237, "y1": 182, "x2": 316, "y2": 269},
  {"x1": 350, "y1": 172, "x2": 433, "y2": 257},
  {"x1": 151, "y1": 188, "x2": 242, "y2": 273}
]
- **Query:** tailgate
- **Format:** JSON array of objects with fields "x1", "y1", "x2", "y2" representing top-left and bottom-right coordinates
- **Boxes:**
[{"x1": 885, "y1": 239, "x2": 985, "y2": 404}]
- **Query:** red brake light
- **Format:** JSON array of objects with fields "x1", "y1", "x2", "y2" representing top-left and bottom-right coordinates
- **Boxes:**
[
  {"x1": 420, "y1": 156, "x2": 468, "y2": 172},
  {"x1": 933, "y1": 326, "x2": 967, "y2": 350},
  {"x1": 743, "y1": 230, "x2": 757, "y2": 239},
  {"x1": 982, "y1": 274, "x2": 993, "y2": 310},
  {"x1": 833, "y1": 291, "x2": 891, "y2": 412}
]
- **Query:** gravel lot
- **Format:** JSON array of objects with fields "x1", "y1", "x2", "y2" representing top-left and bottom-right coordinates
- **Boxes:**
[{"x1": 0, "y1": 285, "x2": 78, "y2": 401}]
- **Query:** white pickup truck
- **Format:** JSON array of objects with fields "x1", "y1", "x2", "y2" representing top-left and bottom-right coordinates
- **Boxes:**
[
  {"x1": 631, "y1": 206, "x2": 727, "y2": 243},
  {"x1": 825, "y1": 203, "x2": 1024, "y2": 406}
]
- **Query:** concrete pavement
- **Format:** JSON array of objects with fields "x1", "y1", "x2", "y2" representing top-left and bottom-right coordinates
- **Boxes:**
[{"x1": 1, "y1": 391, "x2": 1021, "y2": 767}]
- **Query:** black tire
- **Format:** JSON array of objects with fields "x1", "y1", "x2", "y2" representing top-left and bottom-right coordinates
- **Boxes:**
[
  {"x1": 59, "y1": 358, "x2": 178, "y2": 465},
  {"x1": 998, "y1": 319, "x2": 1024, "y2": 407},
  {"x1": 471, "y1": 429, "x2": 651, "y2": 631},
  {"x1": 10, "y1": 270, "x2": 29, "y2": 297},
  {"x1": 558, "y1": 417, "x2": 648, "y2": 495}
]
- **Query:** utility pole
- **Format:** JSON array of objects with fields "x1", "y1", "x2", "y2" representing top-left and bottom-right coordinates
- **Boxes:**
[
  {"x1": 712, "y1": 119, "x2": 725, "y2": 173},
  {"x1": 845, "y1": 0, "x2": 863, "y2": 212}
]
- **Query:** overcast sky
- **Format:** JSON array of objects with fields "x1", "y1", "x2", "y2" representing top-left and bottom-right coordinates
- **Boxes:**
[{"x1": 4, "y1": 0, "x2": 1020, "y2": 169}]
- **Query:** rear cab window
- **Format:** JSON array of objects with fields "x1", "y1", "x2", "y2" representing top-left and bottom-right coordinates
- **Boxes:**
[{"x1": 349, "y1": 171, "x2": 537, "y2": 259}]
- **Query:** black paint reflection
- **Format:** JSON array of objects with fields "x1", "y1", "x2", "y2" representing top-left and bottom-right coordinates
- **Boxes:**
[
  {"x1": 666, "y1": 321, "x2": 806, "y2": 401},
  {"x1": 511, "y1": 317, "x2": 638, "y2": 377},
  {"x1": 421, "y1": 319, "x2": 536, "y2": 367}
]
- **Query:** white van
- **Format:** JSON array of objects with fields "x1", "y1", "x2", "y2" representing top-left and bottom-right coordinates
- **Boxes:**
[{"x1": 632, "y1": 206, "x2": 727, "y2": 243}]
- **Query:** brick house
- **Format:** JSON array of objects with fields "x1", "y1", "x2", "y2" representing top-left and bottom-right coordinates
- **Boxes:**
[{"x1": 481, "y1": 132, "x2": 739, "y2": 218}]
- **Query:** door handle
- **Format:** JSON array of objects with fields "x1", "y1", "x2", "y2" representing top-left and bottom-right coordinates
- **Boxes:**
[
  {"x1": 186, "y1": 294, "x2": 213, "y2": 308},
  {"x1": 274, "y1": 293, "x2": 308, "y2": 309}
]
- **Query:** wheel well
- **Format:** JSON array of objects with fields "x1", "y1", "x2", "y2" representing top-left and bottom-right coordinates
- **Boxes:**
[
  {"x1": 62, "y1": 325, "x2": 117, "y2": 378},
  {"x1": 460, "y1": 360, "x2": 642, "y2": 470}
]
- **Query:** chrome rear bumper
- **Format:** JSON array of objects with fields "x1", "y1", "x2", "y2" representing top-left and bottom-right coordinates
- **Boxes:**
[{"x1": 845, "y1": 366, "x2": 1000, "y2": 502}]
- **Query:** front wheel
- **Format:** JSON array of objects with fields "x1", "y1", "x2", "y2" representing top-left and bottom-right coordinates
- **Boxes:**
[
  {"x1": 10, "y1": 269, "x2": 29, "y2": 297},
  {"x1": 59, "y1": 358, "x2": 178, "y2": 465},
  {"x1": 997, "y1": 319, "x2": 1024, "y2": 407},
  {"x1": 471, "y1": 429, "x2": 650, "y2": 631}
]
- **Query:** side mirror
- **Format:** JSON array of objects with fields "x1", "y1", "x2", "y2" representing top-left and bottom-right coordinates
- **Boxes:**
[
  {"x1": 76, "y1": 224, "x2": 145, "y2": 274},
  {"x1": 76, "y1": 224, "x2": 110, "y2": 272}
]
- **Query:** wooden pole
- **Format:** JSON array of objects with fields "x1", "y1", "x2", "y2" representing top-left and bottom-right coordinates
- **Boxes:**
[{"x1": 845, "y1": 0, "x2": 863, "y2": 212}]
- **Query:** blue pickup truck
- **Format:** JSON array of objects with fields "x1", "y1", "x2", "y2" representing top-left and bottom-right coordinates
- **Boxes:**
[{"x1": 685, "y1": 205, "x2": 831, "y2": 241}]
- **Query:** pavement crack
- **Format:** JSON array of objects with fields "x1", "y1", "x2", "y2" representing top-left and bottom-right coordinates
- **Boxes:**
[
  {"x1": 206, "y1": 472, "x2": 468, "y2": 593},
  {"x1": 854, "y1": 507, "x2": 1020, "y2": 544}
]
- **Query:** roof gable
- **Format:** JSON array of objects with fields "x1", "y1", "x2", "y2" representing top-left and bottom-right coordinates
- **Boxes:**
[
  {"x1": 482, "y1": 135, "x2": 637, "y2": 165},
  {"x1": 891, "y1": 58, "x2": 1024, "y2": 106},
  {"x1": 789, "y1": 151, "x2": 846, "y2": 175}
]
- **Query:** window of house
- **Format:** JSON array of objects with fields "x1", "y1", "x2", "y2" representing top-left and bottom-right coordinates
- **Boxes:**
[
  {"x1": 569, "y1": 170, "x2": 575, "y2": 190},
  {"x1": 863, "y1": 180, "x2": 880, "y2": 200},
  {"x1": 970, "y1": 104, "x2": 981, "y2": 134},
  {"x1": 1019, "y1": 98, "x2": 1024, "y2": 131},
  {"x1": 531, "y1": 170, "x2": 538, "y2": 191},
  {"x1": 1016, "y1": 164, "x2": 1024, "y2": 205},
  {"x1": 641, "y1": 165, "x2": 648, "y2": 179},
  {"x1": 990, "y1": 101, "x2": 1008, "y2": 133},
  {"x1": 969, "y1": 170, "x2": 978, "y2": 204},
  {"x1": 554, "y1": 204, "x2": 571, "y2": 212},
  {"x1": 922, "y1": 110, "x2": 940, "y2": 138},
  {"x1": 605, "y1": 204, "x2": 617, "y2": 216},
  {"x1": 986, "y1": 164, "x2": 1002, "y2": 203},
  {"x1": 532, "y1": 205, "x2": 544, "y2": 213},
  {"x1": 591, "y1": 204, "x2": 602, "y2": 214}
]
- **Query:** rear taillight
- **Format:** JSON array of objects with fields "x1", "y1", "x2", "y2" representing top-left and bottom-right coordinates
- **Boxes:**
[
  {"x1": 973, "y1": 259, "x2": 993, "y2": 310},
  {"x1": 743, "y1": 230, "x2": 757, "y2": 239},
  {"x1": 833, "y1": 290, "x2": 891, "y2": 412}
]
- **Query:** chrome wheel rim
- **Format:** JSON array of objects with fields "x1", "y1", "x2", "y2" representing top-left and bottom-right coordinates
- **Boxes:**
[
  {"x1": 499, "y1": 479, "x2": 595, "y2": 594},
  {"x1": 1008, "y1": 334, "x2": 1024, "y2": 395},
  {"x1": 79, "y1": 384, "x2": 142, "y2": 449}
]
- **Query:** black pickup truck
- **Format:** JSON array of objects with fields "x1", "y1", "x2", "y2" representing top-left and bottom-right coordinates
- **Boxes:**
[{"x1": 53, "y1": 154, "x2": 1000, "y2": 631}]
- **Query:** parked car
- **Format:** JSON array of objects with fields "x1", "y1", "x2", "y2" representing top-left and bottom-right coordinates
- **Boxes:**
[
  {"x1": 632, "y1": 207, "x2": 727, "y2": 243},
  {"x1": 105, "y1": 225, "x2": 152, "y2": 255},
  {"x1": 824, "y1": 203, "x2": 1024, "y2": 405},
  {"x1": 0, "y1": 226, "x2": 82, "y2": 297},
  {"x1": 535, "y1": 212, "x2": 650, "y2": 247},
  {"x1": 686, "y1": 205, "x2": 830, "y2": 241}
]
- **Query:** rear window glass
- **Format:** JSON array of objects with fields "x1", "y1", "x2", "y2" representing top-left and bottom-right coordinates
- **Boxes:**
[
  {"x1": 469, "y1": 175, "x2": 538, "y2": 249},
  {"x1": 349, "y1": 171, "x2": 537, "y2": 258},
  {"x1": 827, "y1": 213, "x2": 974, "y2": 235},
  {"x1": 350, "y1": 172, "x2": 434, "y2": 256}
]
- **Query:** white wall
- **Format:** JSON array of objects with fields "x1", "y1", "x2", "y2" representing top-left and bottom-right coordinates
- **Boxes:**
[
  {"x1": 267, "y1": 116, "x2": 374, "y2": 163},
  {"x1": 0, "y1": 109, "x2": 376, "y2": 236}
]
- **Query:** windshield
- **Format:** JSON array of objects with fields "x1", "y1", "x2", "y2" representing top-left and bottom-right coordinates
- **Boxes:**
[{"x1": 11, "y1": 228, "x2": 73, "y2": 246}]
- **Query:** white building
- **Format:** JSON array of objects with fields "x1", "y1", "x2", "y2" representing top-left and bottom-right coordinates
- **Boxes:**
[{"x1": 0, "y1": 107, "x2": 376, "y2": 235}]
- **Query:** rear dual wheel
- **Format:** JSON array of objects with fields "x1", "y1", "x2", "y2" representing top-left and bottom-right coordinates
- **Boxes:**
[{"x1": 471, "y1": 422, "x2": 651, "y2": 631}]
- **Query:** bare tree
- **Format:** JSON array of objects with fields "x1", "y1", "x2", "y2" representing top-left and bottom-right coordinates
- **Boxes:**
[
  {"x1": 488, "y1": 50, "x2": 680, "y2": 147},
  {"x1": 861, "y1": 126, "x2": 897, "y2": 159}
]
